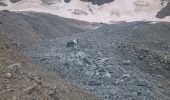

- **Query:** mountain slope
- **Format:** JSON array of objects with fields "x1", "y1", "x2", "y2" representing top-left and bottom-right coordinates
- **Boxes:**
[
  {"x1": 0, "y1": 10, "x2": 98, "y2": 50},
  {"x1": 0, "y1": 34, "x2": 98, "y2": 100},
  {"x1": 25, "y1": 22, "x2": 170, "y2": 100}
]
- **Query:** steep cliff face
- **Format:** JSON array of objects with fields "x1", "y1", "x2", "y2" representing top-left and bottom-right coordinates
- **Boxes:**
[
  {"x1": 0, "y1": 0, "x2": 170, "y2": 23},
  {"x1": 157, "y1": 2, "x2": 170, "y2": 18}
]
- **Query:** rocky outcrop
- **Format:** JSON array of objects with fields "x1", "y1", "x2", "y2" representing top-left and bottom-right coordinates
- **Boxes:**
[{"x1": 157, "y1": 2, "x2": 170, "y2": 18}]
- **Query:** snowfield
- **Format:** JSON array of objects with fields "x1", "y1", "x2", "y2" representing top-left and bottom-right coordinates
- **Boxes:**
[{"x1": 0, "y1": 0, "x2": 170, "y2": 23}]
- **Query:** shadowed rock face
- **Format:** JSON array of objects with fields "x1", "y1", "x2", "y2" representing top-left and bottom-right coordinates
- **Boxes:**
[
  {"x1": 64, "y1": 0, "x2": 71, "y2": 3},
  {"x1": 0, "y1": 2, "x2": 8, "y2": 6},
  {"x1": 41, "y1": 0, "x2": 59, "y2": 5},
  {"x1": 10, "y1": 0, "x2": 22, "y2": 3},
  {"x1": 41, "y1": 0, "x2": 70, "y2": 5},
  {"x1": 156, "y1": 2, "x2": 170, "y2": 18},
  {"x1": 81, "y1": 0, "x2": 114, "y2": 5}
]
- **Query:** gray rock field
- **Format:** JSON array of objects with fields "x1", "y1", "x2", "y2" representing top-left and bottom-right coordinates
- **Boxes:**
[{"x1": 25, "y1": 22, "x2": 170, "y2": 100}]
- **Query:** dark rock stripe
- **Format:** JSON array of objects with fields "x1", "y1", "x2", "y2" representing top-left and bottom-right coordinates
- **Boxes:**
[{"x1": 156, "y1": 2, "x2": 170, "y2": 18}]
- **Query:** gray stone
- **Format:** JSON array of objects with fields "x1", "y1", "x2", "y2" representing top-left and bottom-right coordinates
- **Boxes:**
[
  {"x1": 122, "y1": 60, "x2": 132, "y2": 65},
  {"x1": 86, "y1": 71, "x2": 95, "y2": 76},
  {"x1": 8, "y1": 63, "x2": 21, "y2": 73},
  {"x1": 122, "y1": 74, "x2": 131, "y2": 78},
  {"x1": 75, "y1": 59, "x2": 84, "y2": 66},
  {"x1": 4, "y1": 73, "x2": 12, "y2": 79},
  {"x1": 104, "y1": 72, "x2": 112, "y2": 78},
  {"x1": 66, "y1": 39, "x2": 77, "y2": 48},
  {"x1": 88, "y1": 81, "x2": 102, "y2": 86},
  {"x1": 114, "y1": 79, "x2": 123, "y2": 85},
  {"x1": 76, "y1": 51, "x2": 87, "y2": 58}
]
